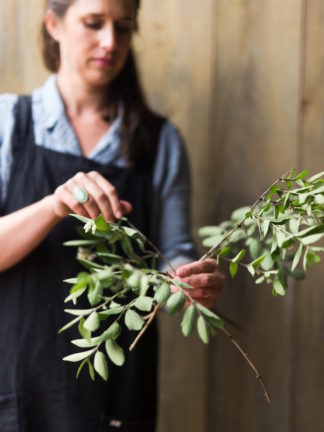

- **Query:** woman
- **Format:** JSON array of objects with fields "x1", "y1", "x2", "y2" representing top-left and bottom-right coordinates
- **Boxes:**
[{"x1": 0, "y1": 0, "x2": 224, "y2": 430}]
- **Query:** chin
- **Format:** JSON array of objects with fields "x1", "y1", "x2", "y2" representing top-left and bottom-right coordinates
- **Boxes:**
[{"x1": 83, "y1": 69, "x2": 120, "y2": 89}]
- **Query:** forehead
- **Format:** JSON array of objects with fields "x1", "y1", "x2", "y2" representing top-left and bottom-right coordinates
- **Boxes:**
[{"x1": 69, "y1": 0, "x2": 136, "y2": 18}]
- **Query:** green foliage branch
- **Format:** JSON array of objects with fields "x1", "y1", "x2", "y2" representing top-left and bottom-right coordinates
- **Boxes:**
[{"x1": 60, "y1": 169, "x2": 324, "y2": 402}]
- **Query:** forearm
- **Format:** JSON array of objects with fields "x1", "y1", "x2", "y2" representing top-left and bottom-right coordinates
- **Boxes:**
[{"x1": 0, "y1": 195, "x2": 62, "y2": 271}]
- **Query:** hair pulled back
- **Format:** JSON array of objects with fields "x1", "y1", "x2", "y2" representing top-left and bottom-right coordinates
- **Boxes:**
[{"x1": 40, "y1": 0, "x2": 156, "y2": 167}]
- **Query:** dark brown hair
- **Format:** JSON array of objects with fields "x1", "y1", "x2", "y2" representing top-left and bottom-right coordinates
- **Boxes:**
[{"x1": 41, "y1": 0, "x2": 157, "y2": 167}]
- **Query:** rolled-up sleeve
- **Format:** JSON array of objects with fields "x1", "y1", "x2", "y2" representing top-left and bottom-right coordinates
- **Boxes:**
[{"x1": 152, "y1": 121, "x2": 198, "y2": 269}]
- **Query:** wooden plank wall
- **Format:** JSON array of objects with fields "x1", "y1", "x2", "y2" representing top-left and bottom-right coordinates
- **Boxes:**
[{"x1": 0, "y1": 1, "x2": 324, "y2": 431}]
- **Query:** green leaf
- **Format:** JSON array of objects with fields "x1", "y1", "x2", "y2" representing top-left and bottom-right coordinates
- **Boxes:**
[
  {"x1": 78, "y1": 317, "x2": 91, "y2": 341},
  {"x1": 64, "y1": 286, "x2": 87, "y2": 303},
  {"x1": 308, "y1": 171, "x2": 324, "y2": 182},
  {"x1": 197, "y1": 316, "x2": 209, "y2": 344},
  {"x1": 127, "y1": 272, "x2": 141, "y2": 289},
  {"x1": 300, "y1": 233, "x2": 324, "y2": 245},
  {"x1": 134, "y1": 296, "x2": 154, "y2": 312},
  {"x1": 273, "y1": 279, "x2": 286, "y2": 296},
  {"x1": 88, "y1": 360, "x2": 95, "y2": 381},
  {"x1": 64, "y1": 239, "x2": 103, "y2": 247},
  {"x1": 251, "y1": 255, "x2": 266, "y2": 269},
  {"x1": 64, "y1": 308, "x2": 93, "y2": 317},
  {"x1": 154, "y1": 283, "x2": 171, "y2": 303},
  {"x1": 71, "y1": 337, "x2": 101, "y2": 348},
  {"x1": 76, "y1": 358, "x2": 88, "y2": 379},
  {"x1": 123, "y1": 227, "x2": 138, "y2": 237},
  {"x1": 198, "y1": 226, "x2": 223, "y2": 237},
  {"x1": 95, "y1": 214, "x2": 110, "y2": 232},
  {"x1": 121, "y1": 237, "x2": 135, "y2": 258},
  {"x1": 70, "y1": 214, "x2": 92, "y2": 224},
  {"x1": 98, "y1": 307, "x2": 124, "y2": 319},
  {"x1": 289, "y1": 219, "x2": 300, "y2": 234},
  {"x1": 94, "y1": 351, "x2": 109, "y2": 381},
  {"x1": 125, "y1": 310, "x2": 145, "y2": 331},
  {"x1": 294, "y1": 169, "x2": 309, "y2": 181},
  {"x1": 263, "y1": 220, "x2": 271, "y2": 237},
  {"x1": 292, "y1": 243, "x2": 303, "y2": 271},
  {"x1": 98, "y1": 322, "x2": 122, "y2": 342},
  {"x1": 78, "y1": 258, "x2": 105, "y2": 270},
  {"x1": 172, "y1": 279, "x2": 194, "y2": 290},
  {"x1": 96, "y1": 252, "x2": 123, "y2": 264},
  {"x1": 87, "y1": 281, "x2": 103, "y2": 307},
  {"x1": 196, "y1": 304, "x2": 223, "y2": 328},
  {"x1": 232, "y1": 249, "x2": 246, "y2": 263},
  {"x1": 181, "y1": 305, "x2": 196, "y2": 337},
  {"x1": 231, "y1": 206, "x2": 250, "y2": 222},
  {"x1": 140, "y1": 275, "x2": 150, "y2": 296},
  {"x1": 202, "y1": 235, "x2": 224, "y2": 248},
  {"x1": 58, "y1": 316, "x2": 81, "y2": 334},
  {"x1": 63, "y1": 348, "x2": 94, "y2": 362},
  {"x1": 84, "y1": 312, "x2": 100, "y2": 332},
  {"x1": 218, "y1": 246, "x2": 231, "y2": 257},
  {"x1": 166, "y1": 291, "x2": 186, "y2": 316},
  {"x1": 229, "y1": 262, "x2": 238, "y2": 278},
  {"x1": 247, "y1": 264, "x2": 256, "y2": 276},
  {"x1": 105, "y1": 339, "x2": 125, "y2": 367}
]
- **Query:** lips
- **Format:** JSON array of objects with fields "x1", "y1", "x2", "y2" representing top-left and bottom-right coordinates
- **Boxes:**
[{"x1": 92, "y1": 57, "x2": 116, "y2": 68}]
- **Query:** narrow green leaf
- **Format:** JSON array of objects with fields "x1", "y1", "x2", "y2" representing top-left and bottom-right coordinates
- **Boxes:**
[
  {"x1": 229, "y1": 262, "x2": 238, "y2": 278},
  {"x1": 232, "y1": 249, "x2": 246, "y2": 263},
  {"x1": 294, "y1": 169, "x2": 309, "y2": 181},
  {"x1": 64, "y1": 239, "x2": 103, "y2": 247},
  {"x1": 166, "y1": 291, "x2": 186, "y2": 316},
  {"x1": 71, "y1": 337, "x2": 100, "y2": 348},
  {"x1": 218, "y1": 246, "x2": 231, "y2": 257},
  {"x1": 263, "y1": 220, "x2": 271, "y2": 237},
  {"x1": 63, "y1": 348, "x2": 94, "y2": 362},
  {"x1": 198, "y1": 226, "x2": 223, "y2": 237},
  {"x1": 125, "y1": 310, "x2": 144, "y2": 331},
  {"x1": 58, "y1": 316, "x2": 81, "y2": 334},
  {"x1": 70, "y1": 214, "x2": 92, "y2": 224},
  {"x1": 64, "y1": 286, "x2": 87, "y2": 304},
  {"x1": 273, "y1": 279, "x2": 286, "y2": 296},
  {"x1": 94, "y1": 351, "x2": 109, "y2": 381},
  {"x1": 105, "y1": 340, "x2": 125, "y2": 367},
  {"x1": 88, "y1": 360, "x2": 95, "y2": 381},
  {"x1": 181, "y1": 305, "x2": 196, "y2": 337},
  {"x1": 197, "y1": 316, "x2": 209, "y2": 344},
  {"x1": 64, "y1": 308, "x2": 93, "y2": 317},
  {"x1": 196, "y1": 304, "x2": 223, "y2": 328},
  {"x1": 292, "y1": 243, "x2": 303, "y2": 271},
  {"x1": 76, "y1": 358, "x2": 88, "y2": 379},
  {"x1": 251, "y1": 255, "x2": 266, "y2": 269}
]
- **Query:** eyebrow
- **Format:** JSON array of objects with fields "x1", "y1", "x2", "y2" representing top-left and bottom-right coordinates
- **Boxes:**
[{"x1": 84, "y1": 13, "x2": 134, "y2": 21}]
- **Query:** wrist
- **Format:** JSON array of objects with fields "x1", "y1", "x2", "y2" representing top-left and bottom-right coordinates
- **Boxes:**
[{"x1": 41, "y1": 195, "x2": 65, "y2": 224}]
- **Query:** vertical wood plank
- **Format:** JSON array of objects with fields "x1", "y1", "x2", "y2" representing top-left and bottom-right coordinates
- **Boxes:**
[
  {"x1": 294, "y1": 1, "x2": 324, "y2": 430},
  {"x1": 134, "y1": 2, "x2": 214, "y2": 431},
  {"x1": 207, "y1": 1, "x2": 302, "y2": 431},
  {"x1": 0, "y1": 0, "x2": 48, "y2": 94}
]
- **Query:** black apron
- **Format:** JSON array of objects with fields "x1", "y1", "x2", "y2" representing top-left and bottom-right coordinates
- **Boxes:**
[{"x1": 0, "y1": 96, "x2": 165, "y2": 432}]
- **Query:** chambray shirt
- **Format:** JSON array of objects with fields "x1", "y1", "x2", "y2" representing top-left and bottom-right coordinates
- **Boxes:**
[{"x1": 0, "y1": 76, "x2": 197, "y2": 267}]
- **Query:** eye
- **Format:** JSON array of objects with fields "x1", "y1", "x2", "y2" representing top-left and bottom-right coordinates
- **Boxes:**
[{"x1": 84, "y1": 21, "x2": 102, "y2": 30}]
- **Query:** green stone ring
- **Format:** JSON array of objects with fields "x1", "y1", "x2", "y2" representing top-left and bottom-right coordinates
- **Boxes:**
[{"x1": 73, "y1": 186, "x2": 88, "y2": 204}]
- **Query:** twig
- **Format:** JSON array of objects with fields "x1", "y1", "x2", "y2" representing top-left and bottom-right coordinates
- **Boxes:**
[
  {"x1": 220, "y1": 326, "x2": 271, "y2": 403},
  {"x1": 129, "y1": 303, "x2": 161, "y2": 351},
  {"x1": 126, "y1": 219, "x2": 176, "y2": 273}
]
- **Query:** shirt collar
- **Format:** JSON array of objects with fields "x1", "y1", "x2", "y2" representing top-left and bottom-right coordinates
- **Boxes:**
[{"x1": 40, "y1": 75, "x2": 65, "y2": 130}]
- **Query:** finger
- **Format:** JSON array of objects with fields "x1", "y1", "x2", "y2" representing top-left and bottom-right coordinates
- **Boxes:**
[
  {"x1": 54, "y1": 185, "x2": 89, "y2": 218},
  {"x1": 87, "y1": 171, "x2": 123, "y2": 218},
  {"x1": 190, "y1": 286, "x2": 222, "y2": 299},
  {"x1": 176, "y1": 259, "x2": 219, "y2": 278},
  {"x1": 179, "y1": 271, "x2": 225, "y2": 289},
  {"x1": 75, "y1": 175, "x2": 115, "y2": 221},
  {"x1": 67, "y1": 178, "x2": 101, "y2": 220},
  {"x1": 120, "y1": 200, "x2": 133, "y2": 215}
]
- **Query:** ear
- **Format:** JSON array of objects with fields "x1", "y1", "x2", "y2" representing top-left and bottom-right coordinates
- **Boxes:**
[{"x1": 44, "y1": 9, "x2": 62, "y2": 42}]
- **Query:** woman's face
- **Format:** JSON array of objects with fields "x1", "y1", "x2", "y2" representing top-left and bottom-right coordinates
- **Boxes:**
[{"x1": 47, "y1": 0, "x2": 136, "y2": 88}]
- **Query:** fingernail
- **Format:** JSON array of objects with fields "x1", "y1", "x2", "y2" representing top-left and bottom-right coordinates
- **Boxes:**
[{"x1": 116, "y1": 211, "x2": 122, "y2": 219}]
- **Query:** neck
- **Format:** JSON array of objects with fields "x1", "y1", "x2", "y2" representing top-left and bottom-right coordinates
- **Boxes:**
[{"x1": 56, "y1": 70, "x2": 112, "y2": 117}]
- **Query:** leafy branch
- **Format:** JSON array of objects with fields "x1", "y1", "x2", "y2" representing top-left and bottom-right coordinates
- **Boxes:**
[{"x1": 59, "y1": 169, "x2": 324, "y2": 404}]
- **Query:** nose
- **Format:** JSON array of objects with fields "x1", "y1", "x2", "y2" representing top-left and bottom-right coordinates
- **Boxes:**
[{"x1": 99, "y1": 23, "x2": 116, "y2": 51}]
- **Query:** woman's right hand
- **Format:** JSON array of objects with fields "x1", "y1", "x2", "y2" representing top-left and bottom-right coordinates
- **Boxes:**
[{"x1": 50, "y1": 171, "x2": 132, "y2": 222}]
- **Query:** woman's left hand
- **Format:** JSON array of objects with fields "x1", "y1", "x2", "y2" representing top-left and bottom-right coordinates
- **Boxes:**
[{"x1": 173, "y1": 259, "x2": 225, "y2": 308}]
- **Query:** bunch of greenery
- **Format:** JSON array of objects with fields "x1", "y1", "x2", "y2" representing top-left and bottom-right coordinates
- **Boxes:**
[{"x1": 60, "y1": 169, "x2": 324, "y2": 403}]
